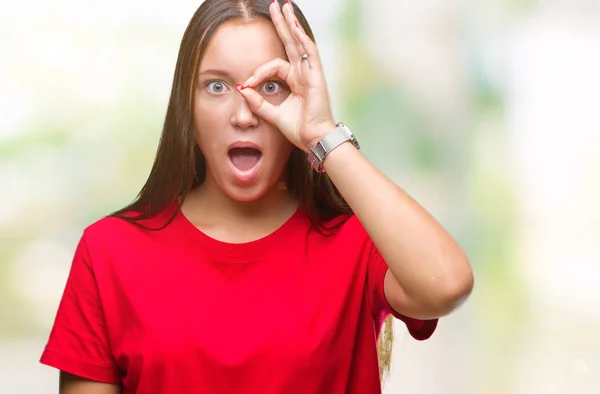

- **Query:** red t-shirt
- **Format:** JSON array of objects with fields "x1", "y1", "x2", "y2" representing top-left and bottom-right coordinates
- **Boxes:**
[{"x1": 40, "y1": 206, "x2": 437, "y2": 393}]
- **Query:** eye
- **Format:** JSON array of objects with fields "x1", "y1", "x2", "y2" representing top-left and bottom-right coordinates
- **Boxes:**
[
  {"x1": 205, "y1": 81, "x2": 229, "y2": 94},
  {"x1": 260, "y1": 81, "x2": 284, "y2": 95}
]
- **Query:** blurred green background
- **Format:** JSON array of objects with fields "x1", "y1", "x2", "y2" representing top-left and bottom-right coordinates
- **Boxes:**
[{"x1": 1, "y1": 0, "x2": 599, "y2": 392}]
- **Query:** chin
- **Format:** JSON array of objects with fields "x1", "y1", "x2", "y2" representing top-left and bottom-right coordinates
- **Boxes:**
[
  {"x1": 225, "y1": 189, "x2": 265, "y2": 203},
  {"x1": 222, "y1": 181, "x2": 274, "y2": 203}
]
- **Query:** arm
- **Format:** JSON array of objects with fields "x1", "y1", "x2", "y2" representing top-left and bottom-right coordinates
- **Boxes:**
[
  {"x1": 324, "y1": 140, "x2": 474, "y2": 320},
  {"x1": 238, "y1": 2, "x2": 473, "y2": 320},
  {"x1": 59, "y1": 372, "x2": 121, "y2": 394}
]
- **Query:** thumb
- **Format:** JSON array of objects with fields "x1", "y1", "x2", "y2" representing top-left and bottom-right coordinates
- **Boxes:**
[{"x1": 236, "y1": 86, "x2": 279, "y2": 126}]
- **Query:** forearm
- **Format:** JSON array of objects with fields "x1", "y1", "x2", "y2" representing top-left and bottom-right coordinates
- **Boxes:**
[{"x1": 324, "y1": 141, "x2": 473, "y2": 314}]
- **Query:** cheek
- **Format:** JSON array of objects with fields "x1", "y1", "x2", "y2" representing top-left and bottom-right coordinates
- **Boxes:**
[
  {"x1": 193, "y1": 101, "x2": 228, "y2": 155},
  {"x1": 195, "y1": 99, "x2": 224, "y2": 128},
  {"x1": 194, "y1": 90, "x2": 232, "y2": 125},
  {"x1": 263, "y1": 90, "x2": 291, "y2": 106},
  {"x1": 269, "y1": 133, "x2": 294, "y2": 165}
]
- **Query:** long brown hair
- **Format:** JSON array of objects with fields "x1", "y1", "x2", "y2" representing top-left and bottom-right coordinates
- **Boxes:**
[{"x1": 110, "y1": 0, "x2": 394, "y2": 382}]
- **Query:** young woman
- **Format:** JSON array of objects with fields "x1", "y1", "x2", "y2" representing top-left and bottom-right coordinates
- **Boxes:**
[{"x1": 40, "y1": 0, "x2": 474, "y2": 393}]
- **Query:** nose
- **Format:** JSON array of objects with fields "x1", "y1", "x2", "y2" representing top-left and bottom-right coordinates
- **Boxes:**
[{"x1": 230, "y1": 93, "x2": 259, "y2": 130}]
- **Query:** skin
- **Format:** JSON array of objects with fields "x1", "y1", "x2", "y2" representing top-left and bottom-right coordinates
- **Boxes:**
[
  {"x1": 59, "y1": 2, "x2": 473, "y2": 392},
  {"x1": 182, "y1": 17, "x2": 299, "y2": 243},
  {"x1": 59, "y1": 373, "x2": 120, "y2": 394},
  {"x1": 237, "y1": 2, "x2": 474, "y2": 319}
]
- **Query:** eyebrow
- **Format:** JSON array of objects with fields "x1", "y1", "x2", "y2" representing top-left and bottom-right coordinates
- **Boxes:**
[{"x1": 198, "y1": 69, "x2": 233, "y2": 78}]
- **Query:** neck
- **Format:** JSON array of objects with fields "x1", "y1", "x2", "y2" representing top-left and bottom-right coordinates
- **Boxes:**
[{"x1": 184, "y1": 178, "x2": 298, "y2": 225}]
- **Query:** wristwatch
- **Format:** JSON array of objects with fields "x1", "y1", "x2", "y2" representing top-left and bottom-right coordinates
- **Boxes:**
[{"x1": 307, "y1": 123, "x2": 360, "y2": 172}]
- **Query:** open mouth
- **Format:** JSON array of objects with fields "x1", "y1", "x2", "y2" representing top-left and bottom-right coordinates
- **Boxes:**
[{"x1": 227, "y1": 147, "x2": 262, "y2": 171}]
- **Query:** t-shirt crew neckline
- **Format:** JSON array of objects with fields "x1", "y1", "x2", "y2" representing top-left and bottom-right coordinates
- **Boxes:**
[{"x1": 173, "y1": 204, "x2": 306, "y2": 262}]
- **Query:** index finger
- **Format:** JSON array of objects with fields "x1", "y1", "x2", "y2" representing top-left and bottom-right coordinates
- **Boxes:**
[
  {"x1": 243, "y1": 58, "x2": 292, "y2": 89},
  {"x1": 270, "y1": 1, "x2": 301, "y2": 63}
]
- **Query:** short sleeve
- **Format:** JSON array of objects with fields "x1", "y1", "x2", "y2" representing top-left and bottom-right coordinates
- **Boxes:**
[
  {"x1": 39, "y1": 235, "x2": 120, "y2": 384},
  {"x1": 367, "y1": 241, "x2": 438, "y2": 341}
]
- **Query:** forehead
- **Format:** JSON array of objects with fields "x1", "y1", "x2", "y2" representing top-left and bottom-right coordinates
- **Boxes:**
[{"x1": 200, "y1": 19, "x2": 287, "y2": 75}]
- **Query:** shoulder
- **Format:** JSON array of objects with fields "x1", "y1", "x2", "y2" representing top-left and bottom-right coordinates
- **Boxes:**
[
  {"x1": 83, "y1": 214, "x2": 145, "y2": 243},
  {"x1": 71, "y1": 208, "x2": 184, "y2": 285},
  {"x1": 80, "y1": 207, "x2": 178, "y2": 258}
]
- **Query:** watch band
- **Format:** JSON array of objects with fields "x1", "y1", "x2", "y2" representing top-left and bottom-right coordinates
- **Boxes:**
[{"x1": 307, "y1": 122, "x2": 360, "y2": 172}]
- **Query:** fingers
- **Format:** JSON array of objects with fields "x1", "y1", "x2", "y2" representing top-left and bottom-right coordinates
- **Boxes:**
[
  {"x1": 270, "y1": 1, "x2": 301, "y2": 64},
  {"x1": 237, "y1": 86, "x2": 279, "y2": 126},
  {"x1": 285, "y1": 6, "x2": 322, "y2": 71},
  {"x1": 242, "y1": 58, "x2": 292, "y2": 89}
]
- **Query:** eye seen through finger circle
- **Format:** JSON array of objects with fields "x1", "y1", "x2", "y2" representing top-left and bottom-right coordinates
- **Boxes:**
[{"x1": 260, "y1": 80, "x2": 287, "y2": 95}]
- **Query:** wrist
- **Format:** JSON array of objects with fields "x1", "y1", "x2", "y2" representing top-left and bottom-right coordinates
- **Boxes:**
[
  {"x1": 306, "y1": 122, "x2": 360, "y2": 172},
  {"x1": 303, "y1": 121, "x2": 337, "y2": 153},
  {"x1": 321, "y1": 140, "x2": 357, "y2": 171}
]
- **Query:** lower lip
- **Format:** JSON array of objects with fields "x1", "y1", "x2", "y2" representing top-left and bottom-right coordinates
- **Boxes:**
[{"x1": 228, "y1": 156, "x2": 263, "y2": 185}]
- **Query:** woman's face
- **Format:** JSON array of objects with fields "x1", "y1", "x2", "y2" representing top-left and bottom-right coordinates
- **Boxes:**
[{"x1": 194, "y1": 18, "x2": 293, "y2": 203}]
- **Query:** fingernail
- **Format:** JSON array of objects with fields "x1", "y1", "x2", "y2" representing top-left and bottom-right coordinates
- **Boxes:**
[
  {"x1": 243, "y1": 76, "x2": 254, "y2": 86},
  {"x1": 235, "y1": 84, "x2": 244, "y2": 91},
  {"x1": 295, "y1": 20, "x2": 300, "y2": 28},
  {"x1": 286, "y1": 0, "x2": 291, "y2": 5}
]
